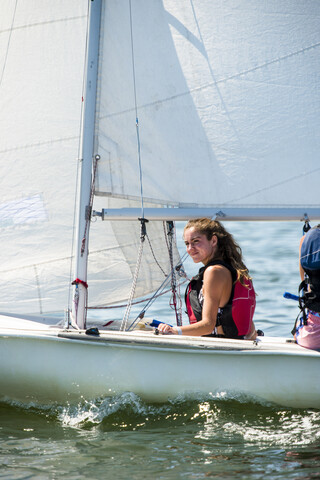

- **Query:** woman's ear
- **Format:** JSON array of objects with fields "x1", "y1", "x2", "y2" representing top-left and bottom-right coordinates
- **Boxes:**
[{"x1": 211, "y1": 234, "x2": 218, "y2": 248}]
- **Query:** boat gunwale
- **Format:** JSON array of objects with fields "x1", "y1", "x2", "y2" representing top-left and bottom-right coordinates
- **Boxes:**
[{"x1": 1, "y1": 326, "x2": 319, "y2": 357}]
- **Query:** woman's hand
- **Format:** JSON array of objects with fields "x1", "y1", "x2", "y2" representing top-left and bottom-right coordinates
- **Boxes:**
[{"x1": 157, "y1": 323, "x2": 179, "y2": 335}]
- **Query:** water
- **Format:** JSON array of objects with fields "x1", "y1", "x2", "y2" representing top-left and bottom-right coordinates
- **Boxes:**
[{"x1": 2, "y1": 222, "x2": 320, "y2": 479}]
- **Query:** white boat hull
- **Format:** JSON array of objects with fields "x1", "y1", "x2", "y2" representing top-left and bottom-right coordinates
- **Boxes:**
[{"x1": 0, "y1": 315, "x2": 319, "y2": 409}]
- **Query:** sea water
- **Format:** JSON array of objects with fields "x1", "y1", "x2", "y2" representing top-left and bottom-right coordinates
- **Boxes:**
[{"x1": 1, "y1": 222, "x2": 320, "y2": 479}]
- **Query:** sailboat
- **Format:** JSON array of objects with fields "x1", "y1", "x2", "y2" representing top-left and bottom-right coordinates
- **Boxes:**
[{"x1": 1, "y1": 0, "x2": 320, "y2": 409}]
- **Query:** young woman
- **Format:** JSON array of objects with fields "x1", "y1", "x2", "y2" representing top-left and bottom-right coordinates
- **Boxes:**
[{"x1": 158, "y1": 218, "x2": 257, "y2": 339}]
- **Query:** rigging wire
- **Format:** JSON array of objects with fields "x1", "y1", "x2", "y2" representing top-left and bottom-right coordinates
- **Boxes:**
[
  {"x1": 0, "y1": 0, "x2": 18, "y2": 91},
  {"x1": 128, "y1": 0, "x2": 144, "y2": 219},
  {"x1": 121, "y1": 1, "x2": 188, "y2": 331},
  {"x1": 68, "y1": 159, "x2": 81, "y2": 314},
  {"x1": 121, "y1": 218, "x2": 148, "y2": 331},
  {"x1": 120, "y1": 0, "x2": 147, "y2": 330},
  {"x1": 145, "y1": 229, "x2": 167, "y2": 278},
  {"x1": 127, "y1": 252, "x2": 189, "y2": 331}
]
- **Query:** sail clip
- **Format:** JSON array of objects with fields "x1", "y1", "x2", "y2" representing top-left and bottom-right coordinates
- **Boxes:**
[{"x1": 138, "y1": 217, "x2": 149, "y2": 240}]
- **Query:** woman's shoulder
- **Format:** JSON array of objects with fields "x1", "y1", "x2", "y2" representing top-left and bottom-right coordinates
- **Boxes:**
[
  {"x1": 204, "y1": 259, "x2": 236, "y2": 282},
  {"x1": 202, "y1": 263, "x2": 234, "y2": 301},
  {"x1": 203, "y1": 263, "x2": 233, "y2": 283}
]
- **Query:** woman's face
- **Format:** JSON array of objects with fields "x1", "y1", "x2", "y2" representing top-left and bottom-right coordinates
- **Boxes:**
[{"x1": 184, "y1": 227, "x2": 218, "y2": 265}]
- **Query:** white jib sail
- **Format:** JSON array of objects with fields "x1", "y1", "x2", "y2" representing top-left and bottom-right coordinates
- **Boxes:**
[{"x1": 0, "y1": 2, "x2": 89, "y2": 314}]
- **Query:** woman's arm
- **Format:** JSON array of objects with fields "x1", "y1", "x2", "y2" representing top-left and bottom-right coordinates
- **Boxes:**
[{"x1": 158, "y1": 265, "x2": 232, "y2": 336}]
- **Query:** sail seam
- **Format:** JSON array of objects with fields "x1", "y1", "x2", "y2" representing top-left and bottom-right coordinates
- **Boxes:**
[
  {"x1": 0, "y1": 243, "x2": 140, "y2": 274},
  {"x1": 0, "y1": 15, "x2": 87, "y2": 35},
  {"x1": 0, "y1": 136, "x2": 80, "y2": 154},
  {"x1": 227, "y1": 166, "x2": 320, "y2": 204},
  {"x1": 97, "y1": 41, "x2": 320, "y2": 122}
]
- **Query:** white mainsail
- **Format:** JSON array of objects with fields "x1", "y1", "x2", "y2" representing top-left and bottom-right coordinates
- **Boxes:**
[
  {"x1": 90, "y1": 0, "x2": 320, "y2": 309},
  {"x1": 94, "y1": 0, "x2": 320, "y2": 207}
]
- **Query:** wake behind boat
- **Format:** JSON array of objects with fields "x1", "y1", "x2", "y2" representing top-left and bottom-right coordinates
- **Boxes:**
[{"x1": 1, "y1": 1, "x2": 320, "y2": 409}]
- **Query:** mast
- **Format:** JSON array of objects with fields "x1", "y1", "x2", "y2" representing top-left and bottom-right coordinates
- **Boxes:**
[{"x1": 72, "y1": 0, "x2": 102, "y2": 329}]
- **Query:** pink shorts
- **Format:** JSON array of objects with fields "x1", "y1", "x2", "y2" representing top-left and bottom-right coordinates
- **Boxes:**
[{"x1": 296, "y1": 312, "x2": 320, "y2": 350}]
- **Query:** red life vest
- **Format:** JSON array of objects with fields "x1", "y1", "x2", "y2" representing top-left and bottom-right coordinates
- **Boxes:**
[{"x1": 185, "y1": 260, "x2": 256, "y2": 338}]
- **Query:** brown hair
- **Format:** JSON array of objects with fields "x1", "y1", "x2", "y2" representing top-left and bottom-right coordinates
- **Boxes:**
[{"x1": 184, "y1": 218, "x2": 251, "y2": 284}]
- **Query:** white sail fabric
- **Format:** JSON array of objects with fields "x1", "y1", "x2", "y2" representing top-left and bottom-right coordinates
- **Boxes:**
[
  {"x1": 88, "y1": 196, "x2": 181, "y2": 307},
  {"x1": 0, "y1": 2, "x2": 89, "y2": 314},
  {"x1": 1, "y1": 0, "x2": 319, "y2": 314},
  {"x1": 0, "y1": 0, "x2": 181, "y2": 313},
  {"x1": 94, "y1": 0, "x2": 320, "y2": 208}
]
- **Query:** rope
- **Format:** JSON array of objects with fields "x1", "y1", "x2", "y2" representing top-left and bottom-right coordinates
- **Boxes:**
[
  {"x1": 120, "y1": 219, "x2": 148, "y2": 331},
  {"x1": 145, "y1": 231, "x2": 167, "y2": 277},
  {"x1": 120, "y1": 4, "x2": 188, "y2": 331},
  {"x1": 165, "y1": 222, "x2": 183, "y2": 326},
  {"x1": 119, "y1": 2, "x2": 149, "y2": 331},
  {"x1": 68, "y1": 156, "x2": 81, "y2": 314},
  {"x1": 127, "y1": 252, "x2": 189, "y2": 331},
  {"x1": 72, "y1": 278, "x2": 89, "y2": 289}
]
